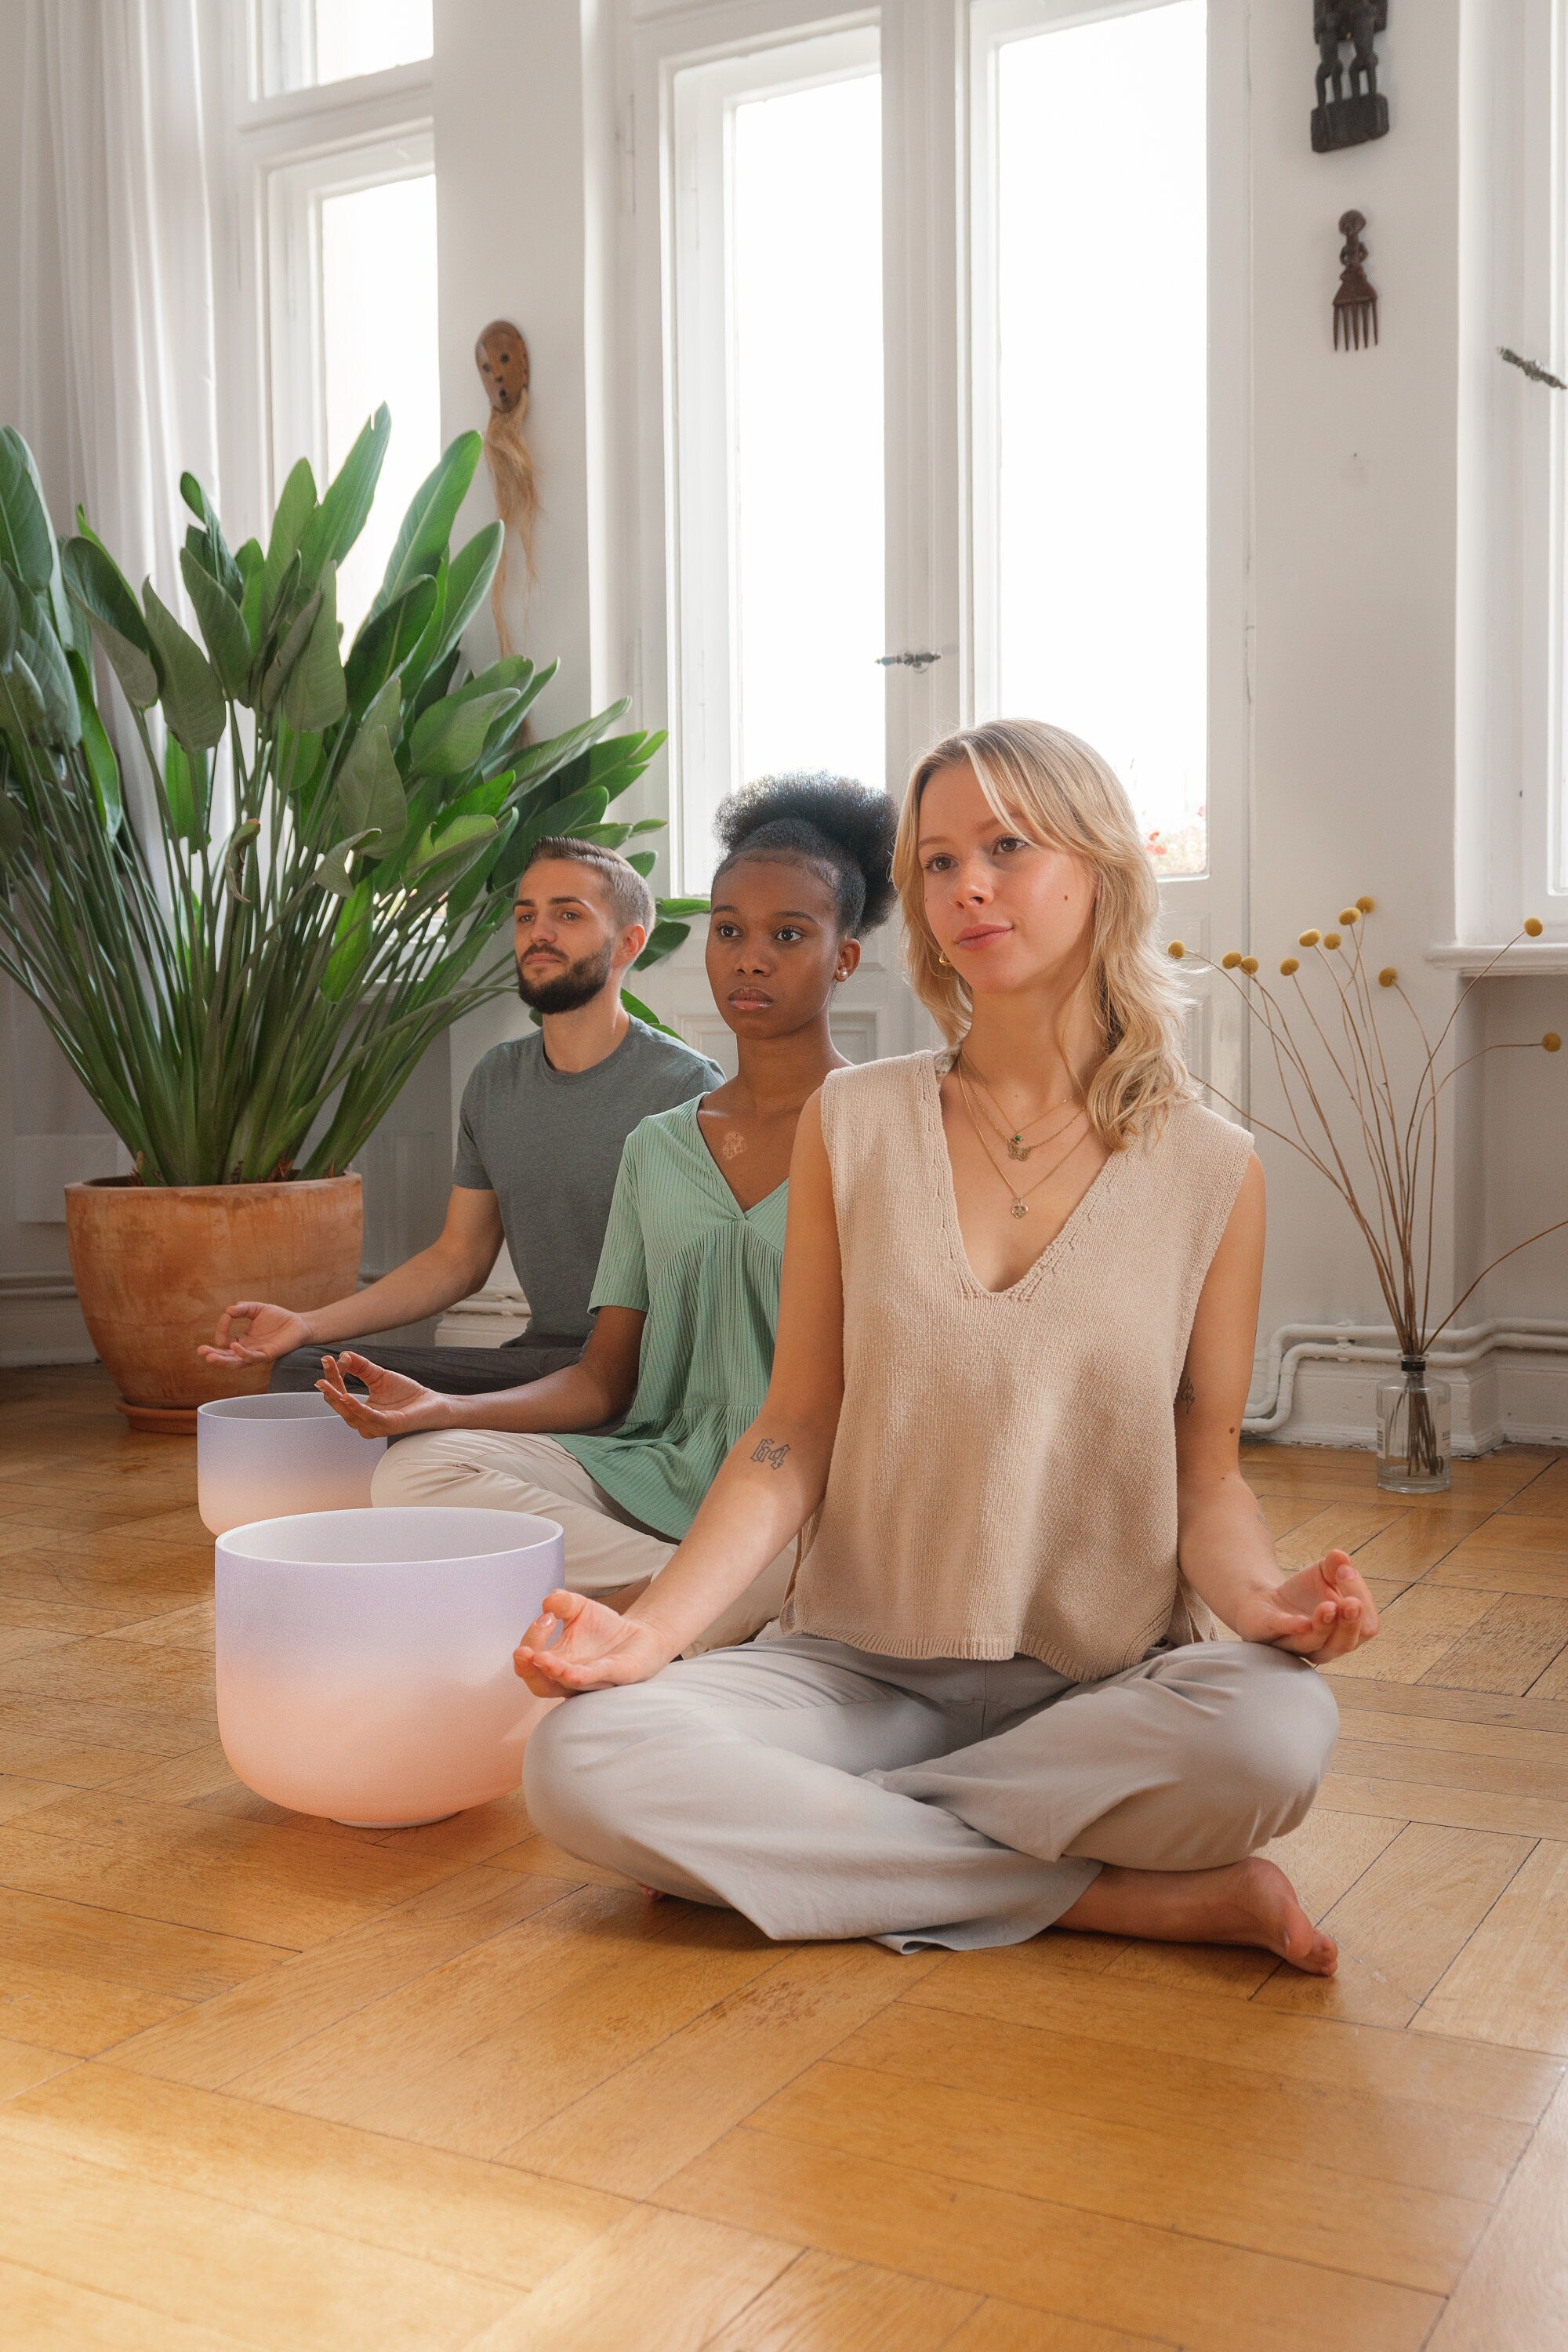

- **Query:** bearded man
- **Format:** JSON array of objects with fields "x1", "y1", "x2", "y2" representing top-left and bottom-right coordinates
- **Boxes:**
[{"x1": 201, "y1": 840, "x2": 722, "y2": 1396}]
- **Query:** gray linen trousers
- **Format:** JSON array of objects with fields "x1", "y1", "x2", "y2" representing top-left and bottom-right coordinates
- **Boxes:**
[{"x1": 523, "y1": 1632, "x2": 1339, "y2": 1953}]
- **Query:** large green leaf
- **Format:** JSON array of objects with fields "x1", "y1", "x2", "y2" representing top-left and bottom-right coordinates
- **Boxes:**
[
  {"x1": 336, "y1": 695, "x2": 405, "y2": 858},
  {"x1": 0, "y1": 430, "x2": 53, "y2": 590},
  {"x1": 179, "y1": 546, "x2": 251, "y2": 700},
  {"x1": 634, "y1": 918, "x2": 691, "y2": 969},
  {"x1": 408, "y1": 688, "x2": 517, "y2": 779},
  {"x1": 281, "y1": 561, "x2": 347, "y2": 732},
  {"x1": 68, "y1": 650, "x2": 122, "y2": 833},
  {"x1": 163, "y1": 735, "x2": 209, "y2": 843},
  {"x1": 62, "y1": 538, "x2": 160, "y2": 708},
  {"x1": 261, "y1": 459, "x2": 318, "y2": 619},
  {"x1": 0, "y1": 568, "x2": 18, "y2": 666},
  {"x1": 344, "y1": 573, "x2": 438, "y2": 710},
  {"x1": 370, "y1": 432, "x2": 482, "y2": 619},
  {"x1": 142, "y1": 582, "x2": 226, "y2": 752},
  {"x1": 421, "y1": 521, "x2": 502, "y2": 672},
  {"x1": 321, "y1": 879, "x2": 374, "y2": 1000},
  {"x1": 180, "y1": 474, "x2": 244, "y2": 601},
  {"x1": 408, "y1": 810, "x2": 498, "y2": 881},
  {"x1": 18, "y1": 589, "x2": 81, "y2": 746},
  {"x1": 299, "y1": 406, "x2": 390, "y2": 580},
  {"x1": 260, "y1": 588, "x2": 319, "y2": 713},
  {"x1": 509, "y1": 699, "x2": 629, "y2": 791}
]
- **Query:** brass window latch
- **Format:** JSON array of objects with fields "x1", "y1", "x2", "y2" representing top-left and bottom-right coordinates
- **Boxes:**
[{"x1": 876, "y1": 650, "x2": 942, "y2": 671}]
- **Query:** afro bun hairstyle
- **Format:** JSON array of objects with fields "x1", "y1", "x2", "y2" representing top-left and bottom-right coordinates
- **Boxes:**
[{"x1": 712, "y1": 772, "x2": 898, "y2": 938}]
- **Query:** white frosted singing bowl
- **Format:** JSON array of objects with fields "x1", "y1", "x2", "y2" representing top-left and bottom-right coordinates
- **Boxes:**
[
  {"x1": 198, "y1": 1392, "x2": 386, "y2": 1535},
  {"x1": 215, "y1": 1506, "x2": 564, "y2": 1827}
]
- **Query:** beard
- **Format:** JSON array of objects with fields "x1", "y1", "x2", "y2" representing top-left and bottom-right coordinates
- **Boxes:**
[{"x1": 515, "y1": 936, "x2": 616, "y2": 1014}]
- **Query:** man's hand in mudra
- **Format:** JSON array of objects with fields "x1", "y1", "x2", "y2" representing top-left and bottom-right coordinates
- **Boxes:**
[
  {"x1": 514, "y1": 1590, "x2": 674, "y2": 1696},
  {"x1": 314, "y1": 1352, "x2": 455, "y2": 1439},
  {"x1": 1233, "y1": 1548, "x2": 1378, "y2": 1664}
]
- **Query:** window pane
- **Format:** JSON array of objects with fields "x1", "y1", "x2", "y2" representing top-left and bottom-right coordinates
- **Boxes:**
[
  {"x1": 731, "y1": 74, "x2": 884, "y2": 796},
  {"x1": 261, "y1": 0, "x2": 432, "y2": 95},
  {"x1": 989, "y1": 2, "x2": 1207, "y2": 876},
  {"x1": 319, "y1": 171, "x2": 441, "y2": 633}
]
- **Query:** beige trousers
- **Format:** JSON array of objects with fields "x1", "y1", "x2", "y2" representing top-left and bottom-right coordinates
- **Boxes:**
[
  {"x1": 372, "y1": 1429, "x2": 793, "y2": 1653},
  {"x1": 523, "y1": 1632, "x2": 1339, "y2": 1951}
]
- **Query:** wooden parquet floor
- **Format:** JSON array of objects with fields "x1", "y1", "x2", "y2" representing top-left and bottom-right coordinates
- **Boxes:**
[{"x1": 0, "y1": 1367, "x2": 1566, "y2": 2349}]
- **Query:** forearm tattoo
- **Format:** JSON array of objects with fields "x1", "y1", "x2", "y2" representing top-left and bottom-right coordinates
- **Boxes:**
[
  {"x1": 1175, "y1": 1374, "x2": 1196, "y2": 1414},
  {"x1": 750, "y1": 1436, "x2": 790, "y2": 1468}
]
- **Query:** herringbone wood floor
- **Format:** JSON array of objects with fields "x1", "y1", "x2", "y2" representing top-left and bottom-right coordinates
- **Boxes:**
[{"x1": 1, "y1": 1363, "x2": 1566, "y2": 2349}]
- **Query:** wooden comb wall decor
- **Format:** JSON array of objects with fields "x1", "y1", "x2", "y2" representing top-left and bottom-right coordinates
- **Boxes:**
[
  {"x1": 475, "y1": 319, "x2": 537, "y2": 655},
  {"x1": 1333, "y1": 212, "x2": 1378, "y2": 350},
  {"x1": 1312, "y1": 2, "x2": 1389, "y2": 153}
]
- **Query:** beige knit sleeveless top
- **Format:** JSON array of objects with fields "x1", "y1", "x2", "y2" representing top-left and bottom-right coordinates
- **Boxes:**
[{"x1": 779, "y1": 1051, "x2": 1254, "y2": 1679}]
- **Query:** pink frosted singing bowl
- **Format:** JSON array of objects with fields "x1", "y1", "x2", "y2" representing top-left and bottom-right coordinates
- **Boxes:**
[
  {"x1": 198, "y1": 1392, "x2": 386, "y2": 1535},
  {"x1": 215, "y1": 1506, "x2": 564, "y2": 1827}
]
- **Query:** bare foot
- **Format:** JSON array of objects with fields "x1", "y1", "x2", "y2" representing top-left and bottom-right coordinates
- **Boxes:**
[{"x1": 1057, "y1": 1855, "x2": 1337, "y2": 1976}]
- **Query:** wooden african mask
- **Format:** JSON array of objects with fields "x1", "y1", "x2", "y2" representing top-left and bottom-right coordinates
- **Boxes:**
[{"x1": 475, "y1": 321, "x2": 530, "y2": 416}]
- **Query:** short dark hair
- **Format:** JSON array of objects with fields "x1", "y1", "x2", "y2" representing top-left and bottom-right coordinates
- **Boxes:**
[
  {"x1": 519, "y1": 837, "x2": 655, "y2": 937},
  {"x1": 713, "y1": 774, "x2": 898, "y2": 937}
]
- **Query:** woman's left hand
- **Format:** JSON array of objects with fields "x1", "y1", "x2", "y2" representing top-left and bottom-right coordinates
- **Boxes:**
[
  {"x1": 1232, "y1": 1548, "x2": 1380, "y2": 1663},
  {"x1": 314, "y1": 1352, "x2": 454, "y2": 1437}
]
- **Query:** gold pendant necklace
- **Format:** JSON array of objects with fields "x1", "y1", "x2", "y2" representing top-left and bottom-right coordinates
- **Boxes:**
[
  {"x1": 955, "y1": 1066, "x2": 1090, "y2": 1218},
  {"x1": 956, "y1": 1054, "x2": 1083, "y2": 1163}
]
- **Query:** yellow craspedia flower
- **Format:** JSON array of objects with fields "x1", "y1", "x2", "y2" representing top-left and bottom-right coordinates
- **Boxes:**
[
  {"x1": 1240, "y1": 956, "x2": 1259, "y2": 975},
  {"x1": 1298, "y1": 929, "x2": 1320, "y2": 947},
  {"x1": 1356, "y1": 895, "x2": 1375, "y2": 913},
  {"x1": 1545, "y1": 1033, "x2": 1563, "y2": 1053},
  {"x1": 1339, "y1": 907, "x2": 1359, "y2": 925},
  {"x1": 1279, "y1": 956, "x2": 1300, "y2": 976},
  {"x1": 1525, "y1": 916, "x2": 1544, "y2": 937},
  {"x1": 1167, "y1": 940, "x2": 1185, "y2": 959},
  {"x1": 1377, "y1": 967, "x2": 1397, "y2": 987},
  {"x1": 1221, "y1": 950, "x2": 1242, "y2": 969},
  {"x1": 1323, "y1": 931, "x2": 1342, "y2": 949}
]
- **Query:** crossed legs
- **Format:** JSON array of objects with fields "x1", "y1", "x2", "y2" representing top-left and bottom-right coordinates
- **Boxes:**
[{"x1": 523, "y1": 1632, "x2": 1340, "y2": 1962}]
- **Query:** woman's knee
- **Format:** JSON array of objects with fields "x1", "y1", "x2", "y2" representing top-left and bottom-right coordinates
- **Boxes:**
[
  {"x1": 1169, "y1": 1644, "x2": 1339, "y2": 1834},
  {"x1": 522, "y1": 1682, "x2": 682, "y2": 1854}
]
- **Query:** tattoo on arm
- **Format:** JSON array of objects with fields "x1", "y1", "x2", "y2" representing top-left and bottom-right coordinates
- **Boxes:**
[
  {"x1": 750, "y1": 1436, "x2": 790, "y2": 1469},
  {"x1": 1175, "y1": 1374, "x2": 1196, "y2": 1414}
]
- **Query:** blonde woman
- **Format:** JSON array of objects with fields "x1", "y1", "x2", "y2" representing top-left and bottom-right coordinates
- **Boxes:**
[{"x1": 514, "y1": 721, "x2": 1377, "y2": 1968}]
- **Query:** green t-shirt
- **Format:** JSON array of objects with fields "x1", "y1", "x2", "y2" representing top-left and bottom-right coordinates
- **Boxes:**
[{"x1": 555, "y1": 1097, "x2": 787, "y2": 1538}]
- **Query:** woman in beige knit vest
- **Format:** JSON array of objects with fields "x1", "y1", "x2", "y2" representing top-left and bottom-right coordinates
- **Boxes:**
[{"x1": 516, "y1": 720, "x2": 1377, "y2": 1969}]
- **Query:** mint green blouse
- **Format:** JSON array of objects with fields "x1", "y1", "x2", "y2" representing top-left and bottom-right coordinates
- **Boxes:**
[{"x1": 554, "y1": 1098, "x2": 787, "y2": 1538}]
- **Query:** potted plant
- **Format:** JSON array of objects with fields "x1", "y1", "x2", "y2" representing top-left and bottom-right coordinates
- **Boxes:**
[{"x1": 0, "y1": 416, "x2": 698, "y2": 1427}]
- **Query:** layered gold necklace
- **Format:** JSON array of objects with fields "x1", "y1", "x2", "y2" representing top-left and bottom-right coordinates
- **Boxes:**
[
  {"x1": 953, "y1": 1060, "x2": 1090, "y2": 1220},
  {"x1": 959, "y1": 1056, "x2": 1083, "y2": 1162}
]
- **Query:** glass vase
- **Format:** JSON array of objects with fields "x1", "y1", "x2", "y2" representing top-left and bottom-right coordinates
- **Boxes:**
[{"x1": 1377, "y1": 1359, "x2": 1451, "y2": 1494}]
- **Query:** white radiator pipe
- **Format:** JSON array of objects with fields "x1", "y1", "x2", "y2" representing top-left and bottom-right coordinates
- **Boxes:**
[{"x1": 1244, "y1": 1317, "x2": 1568, "y2": 1435}]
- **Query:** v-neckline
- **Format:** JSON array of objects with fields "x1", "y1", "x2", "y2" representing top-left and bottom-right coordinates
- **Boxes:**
[
  {"x1": 689, "y1": 1098, "x2": 789, "y2": 1221},
  {"x1": 919, "y1": 1053, "x2": 1120, "y2": 1299}
]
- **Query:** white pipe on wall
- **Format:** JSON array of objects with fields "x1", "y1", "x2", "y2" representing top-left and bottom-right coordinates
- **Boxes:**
[{"x1": 1244, "y1": 1319, "x2": 1568, "y2": 1435}]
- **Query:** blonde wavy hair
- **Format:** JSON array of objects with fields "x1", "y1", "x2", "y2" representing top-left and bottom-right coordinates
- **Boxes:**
[{"x1": 893, "y1": 719, "x2": 1193, "y2": 1151}]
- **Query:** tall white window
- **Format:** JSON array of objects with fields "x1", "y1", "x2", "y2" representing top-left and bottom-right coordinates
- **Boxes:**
[
  {"x1": 971, "y1": 0, "x2": 1210, "y2": 877},
  {"x1": 668, "y1": 30, "x2": 884, "y2": 890},
  {"x1": 235, "y1": 9, "x2": 440, "y2": 633}
]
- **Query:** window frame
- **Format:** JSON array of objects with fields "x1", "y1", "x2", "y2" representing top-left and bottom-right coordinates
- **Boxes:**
[{"x1": 665, "y1": 20, "x2": 883, "y2": 891}]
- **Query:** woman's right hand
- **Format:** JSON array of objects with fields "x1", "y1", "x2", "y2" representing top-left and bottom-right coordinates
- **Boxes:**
[
  {"x1": 514, "y1": 1589, "x2": 675, "y2": 1696},
  {"x1": 314, "y1": 1352, "x2": 455, "y2": 1437},
  {"x1": 198, "y1": 1300, "x2": 310, "y2": 1367}
]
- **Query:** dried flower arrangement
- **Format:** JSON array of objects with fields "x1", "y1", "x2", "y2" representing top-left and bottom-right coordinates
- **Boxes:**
[{"x1": 1167, "y1": 904, "x2": 1566, "y2": 1487}]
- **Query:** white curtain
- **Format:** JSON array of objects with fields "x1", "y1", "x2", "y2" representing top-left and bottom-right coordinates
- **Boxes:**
[{"x1": 19, "y1": 0, "x2": 224, "y2": 601}]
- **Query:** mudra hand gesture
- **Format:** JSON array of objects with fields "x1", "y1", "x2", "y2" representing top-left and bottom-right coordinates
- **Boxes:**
[
  {"x1": 314, "y1": 1352, "x2": 455, "y2": 1438},
  {"x1": 1235, "y1": 1548, "x2": 1378, "y2": 1663},
  {"x1": 199, "y1": 1300, "x2": 311, "y2": 1368},
  {"x1": 514, "y1": 1590, "x2": 673, "y2": 1696}
]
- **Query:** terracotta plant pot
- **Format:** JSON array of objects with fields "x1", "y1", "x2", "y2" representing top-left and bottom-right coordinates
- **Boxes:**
[{"x1": 64, "y1": 1175, "x2": 363, "y2": 1433}]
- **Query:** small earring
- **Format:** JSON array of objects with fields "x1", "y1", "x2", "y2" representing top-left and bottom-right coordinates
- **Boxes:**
[{"x1": 937, "y1": 951, "x2": 950, "y2": 967}]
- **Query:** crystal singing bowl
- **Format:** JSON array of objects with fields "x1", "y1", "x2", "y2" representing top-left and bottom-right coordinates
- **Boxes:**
[
  {"x1": 198, "y1": 1392, "x2": 387, "y2": 1536},
  {"x1": 215, "y1": 1506, "x2": 564, "y2": 1827}
]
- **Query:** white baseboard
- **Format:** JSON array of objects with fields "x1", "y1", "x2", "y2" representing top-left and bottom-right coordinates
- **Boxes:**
[
  {"x1": 0, "y1": 1276, "x2": 96, "y2": 1368},
  {"x1": 1251, "y1": 1351, "x2": 1568, "y2": 1453}
]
